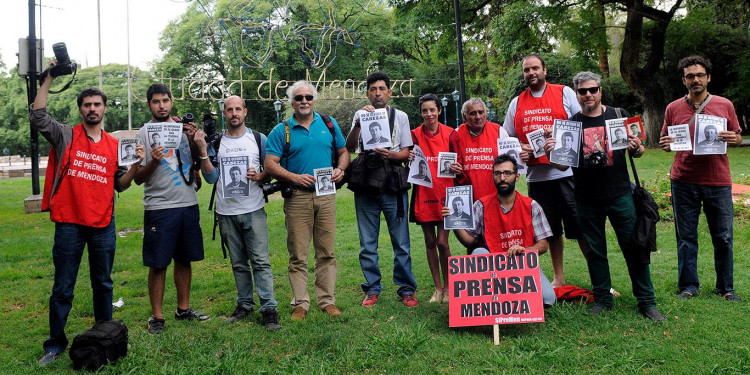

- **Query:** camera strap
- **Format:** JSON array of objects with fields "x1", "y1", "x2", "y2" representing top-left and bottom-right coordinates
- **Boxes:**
[{"x1": 47, "y1": 70, "x2": 78, "y2": 94}]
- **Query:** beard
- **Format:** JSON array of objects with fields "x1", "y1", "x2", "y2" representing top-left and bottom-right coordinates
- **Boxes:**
[
  {"x1": 495, "y1": 180, "x2": 516, "y2": 197},
  {"x1": 83, "y1": 113, "x2": 101, "y2": 126},
  {"x1": 152, "y1": 114, "x2": 170, "y2": 122}
]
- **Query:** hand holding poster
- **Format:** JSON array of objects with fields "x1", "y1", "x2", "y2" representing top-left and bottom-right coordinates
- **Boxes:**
[
  {"x1": 549, "y1": 120, "x2": 581, "y2": 167},
  {"x1": 221, "y1": 156, "x2": 250, "y2": 198},
  {"x1": 497, "y1": 137, "x2": 526, "y2": 175},
  {"x1": 526, "y1": 129, "x2": 546, "y2": 159},
  {"x1": 445, "y1": 185, "x2": 473, "y2": 230},
  {"x1": 667, "y1": 124, "x2": 692, "y2": 151},
  {"x1": 605, "y1": 118, "x2": 629, "y2": 151},
  {"x1": 118, "y1": 138, "x2": 140, "y2": 166},
  {"x1": 407, "y1": 145, "x2": 433, "y2": 188},
  {"x1": 693, "y1": 114, "x2": 727, "y2": 155},
  {"x1": 359, "y1": 108, "x2": 391, "y2": 150},
  {"x1": 145, "y1": 122, "x2": 183, "y2": 149},
  {"x1": 437, "y1": 152, "x2": 457, "y2": 178},
  {"x1": 314, "y1": 167, "x2": 336, "y2": 196},
  {"x1": 448, "y1": 251, "x2": 545, "y2": 327}
]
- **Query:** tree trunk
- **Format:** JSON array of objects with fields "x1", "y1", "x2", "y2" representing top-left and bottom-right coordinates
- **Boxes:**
[
  {"x1": 618, "y1": 0, "x2": 681, "y2": 147},
  {"x1": 594, "y1": 1, "x2": 610, "y2": 77}
]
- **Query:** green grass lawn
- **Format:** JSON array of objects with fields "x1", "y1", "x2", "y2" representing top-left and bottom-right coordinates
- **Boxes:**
[{"x1": 0, "y1": 148, "x2": 749, "y2": 374}]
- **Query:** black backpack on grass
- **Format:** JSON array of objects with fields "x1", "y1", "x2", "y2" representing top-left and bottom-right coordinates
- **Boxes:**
[{"x1": 69, "y1": 320, "x2": 128, "y2": 371}]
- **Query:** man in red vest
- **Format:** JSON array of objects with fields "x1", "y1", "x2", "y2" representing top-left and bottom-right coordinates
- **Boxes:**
[
  {"x1": 31, "y1": 61, "x2": 143, "y2": 364},
  {"x1": 443, "y1": 154, "x2": 556, "y2": 306},
  {"x1": 502, "y1": 53, "x2": 585, "y2": 288},
  {"x1": 451, "y1": 98, "x2": 509, "y2": 201}
]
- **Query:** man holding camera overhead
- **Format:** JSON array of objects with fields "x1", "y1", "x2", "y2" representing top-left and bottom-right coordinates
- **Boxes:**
[
  {"x1": 32, "y1": 59, "x2": 143, "y2": 364},
  {"x1": 135, "y1": 84, "x2": 209, "y2": 335},
  {"x1": 194, "y1": 95, "x2": 280, "y2": 330},
  {"x1": 264, "y1": 80, "x2": 350, "y2": 321}
]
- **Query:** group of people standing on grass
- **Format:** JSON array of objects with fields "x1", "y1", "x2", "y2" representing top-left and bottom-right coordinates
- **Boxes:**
[{"x1": 32, "y1": 54, "x2": 741, "y2": 364}]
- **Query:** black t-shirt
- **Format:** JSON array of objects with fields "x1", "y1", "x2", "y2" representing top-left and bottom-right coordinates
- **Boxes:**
[{"x1": 569, "y1": 106, "x2": 632, "y2": 201}]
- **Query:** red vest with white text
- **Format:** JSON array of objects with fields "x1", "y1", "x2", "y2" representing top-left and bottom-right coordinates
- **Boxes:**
[
  {"x1": 456, "y1": 121, "x2": 501, "y2": 200},
  {"x1": 412, "y1": 123, "x2": 454, "y2": 222},
  {"x1": 480, "y1": 192, "x2": 535, "y2": 253},
  {"x1": 514, "y1": 84, "x2": 567, "y2": 166},
  {"x1": 42, "y1": 124, "x2": 118, "y2": 227}
]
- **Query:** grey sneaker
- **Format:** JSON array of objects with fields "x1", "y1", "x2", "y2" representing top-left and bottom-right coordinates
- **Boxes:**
[
  {"x1": 262, "y1": 309, "x2": 281, "y2": 331},
  {"x1": 225, "y1": 305, "x2": 252, "y2": 323},
  {"x1": 640, "y1": 308, "x2": 667, "y2": 321},
  {"x1": 175, "y1": 308, "x2": 210, "y2": 321},
  {"x1": 148, "y1": 317, "x2": 165, "y2": 334},
  {"x1": 38, "y1": 351, "x2": 61, "y2": 364}
]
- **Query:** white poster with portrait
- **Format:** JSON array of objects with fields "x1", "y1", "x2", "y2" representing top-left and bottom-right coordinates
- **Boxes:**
[
  {"x1": 693, "y1": 114, "x2": 727, "y2": 155},
  {"x1": 605, "y1": 118, "x2": 629, "y2": 151},
  {"x1": 437, "y1": 152, "x2": 457, "y2": 178},
  {"x1": 497, "y1": 137, "x2": 526, "y2": 175},
  {"x1": 527, "y1": 128, "x2": 547, "y2": 159},
  {"x1": 358, "y1": 108, "x2": 391, "y2": 150},
  {"x1": 118, "y1": 138, "x2": 139, "y2": 166},
  {"x1": 444, "y1": 185, "x2": 474, "y2": 230},
  {"x1": 549, "y1": 120, "x2": 582, "y2": 168},
  {"x1": 220, "y1": 156, "x2": 250, "y2": 198},
  {"x1": 407, "y1": 145, "x2": 433, "y2": 188},
  {"x1": 145, "y1": 122, "x2": 182, "y2": 149},
  {"x1": 314, "y1": 167, "x2": 336, "y2": 196}
]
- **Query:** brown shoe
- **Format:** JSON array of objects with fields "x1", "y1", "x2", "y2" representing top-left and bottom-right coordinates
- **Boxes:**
[
  {"x1": 322, "y1": 304, "x2": 342, "y2": 317},
  {"x1": 291, "y1": 306, "x2": 307, "y2": 321}
]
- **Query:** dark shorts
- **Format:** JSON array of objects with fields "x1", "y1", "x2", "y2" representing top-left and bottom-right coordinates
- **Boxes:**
[
  {"x1": 142, "y1": 205, "x2": 204, "y2": 269},
  {"x1": 527, "y1": 177, "x2": 581, "y2": 239}
]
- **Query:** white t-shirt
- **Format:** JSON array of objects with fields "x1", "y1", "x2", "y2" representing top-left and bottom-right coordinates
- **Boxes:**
[
  {"x1": 214, "y1": 130, "x2": 265, "y2": 216},
  {"x1": 502, "y1": 85, "x2": 581, "y2": 182}
]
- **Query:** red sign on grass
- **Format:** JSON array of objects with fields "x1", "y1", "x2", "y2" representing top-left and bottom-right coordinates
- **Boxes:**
[{"x1": 448, "y1": 251, "x2": 545, "y2": 327}]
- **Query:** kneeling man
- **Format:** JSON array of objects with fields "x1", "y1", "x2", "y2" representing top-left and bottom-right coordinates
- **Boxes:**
[{"x1": 444, "y1": 154, "x2": 555, "y2": 306}]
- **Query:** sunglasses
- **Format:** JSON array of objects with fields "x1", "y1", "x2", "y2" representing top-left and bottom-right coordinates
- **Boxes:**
[
  {"x1": 294, "y1": 94, "x2": 314, "y2": 102},
  {"x1": 576, "y1": 87, "x2": 600, "y2": 95}
]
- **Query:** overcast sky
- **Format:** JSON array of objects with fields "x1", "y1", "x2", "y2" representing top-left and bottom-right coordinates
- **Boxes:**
[{"x1": 0, "y1": 0, "x2": 190, "y2": 71}]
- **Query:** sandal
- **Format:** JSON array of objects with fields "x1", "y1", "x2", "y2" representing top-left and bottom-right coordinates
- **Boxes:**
[
  {"x1": 722, "y1": 292, "x2": 741, "y2": 302},
  {"x1": 677, "y1": 290, "x2": 695, "y2": 299}
]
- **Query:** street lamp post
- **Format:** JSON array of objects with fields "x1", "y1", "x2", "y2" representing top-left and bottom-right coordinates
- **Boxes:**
[
  {"x1": 441, "y1": 96, "x2": 449, "y2": 125},
  {"x1": 451, "y1": 90, "x2": 460, "y2": 127},
  {"x1": 274, "y1": 100, "x2": 283, "y2": 124},
  {"x1": 218, "y1": 100, "x2": 225, "y2": 131}
]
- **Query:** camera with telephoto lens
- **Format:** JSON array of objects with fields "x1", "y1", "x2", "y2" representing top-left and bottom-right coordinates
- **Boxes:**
[
  {"x1": 261, "y1": 181, "x2": 293, "y2": 199},
  {"x1": 585, "y1": 150, "x2": 608, "y2": 168},
  {"x1": 40, "y1": 42, "x2": 77, "y2": 80},
  {"x1": 202, "y1": 113, "x2": 220, "y2": 148}
]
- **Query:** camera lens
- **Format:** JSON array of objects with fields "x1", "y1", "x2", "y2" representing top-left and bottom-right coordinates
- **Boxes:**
[{"x1": 52, "y1": 43, "x2": 71, "y2": 65}]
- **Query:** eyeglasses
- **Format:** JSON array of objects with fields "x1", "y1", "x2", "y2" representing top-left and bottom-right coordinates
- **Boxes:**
[
  {"x1": 684, "y1": 73, "x2": 707, "y2": 80},
  {"x1": 294, "y1": 94, "x2": 314, "y2": 102},
  {"x1": 576, "y1": 87, "x2": 600, "y2": 95},
  {"x1": 493, "y1": 170, "x2": 516, "y2": 178}
]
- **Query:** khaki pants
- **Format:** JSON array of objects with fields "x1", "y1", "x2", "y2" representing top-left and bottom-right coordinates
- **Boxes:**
[{"x1": 284, "y1": 190, "x2": 337, "y2": 311}]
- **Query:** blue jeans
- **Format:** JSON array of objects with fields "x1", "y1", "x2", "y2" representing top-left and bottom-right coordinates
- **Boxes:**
[
  {"x1": 218, "y1": 209, "x2": 278, "y2": 312},
  {"x1": 44, "y1": 219, "x2": 116, "y2": 354},
  {"x1": 671, "y1": 180, "x2": 734, "y2": 294},
  {"x1": 355, "y1": 192, "x2": 417, "y2": 296}
]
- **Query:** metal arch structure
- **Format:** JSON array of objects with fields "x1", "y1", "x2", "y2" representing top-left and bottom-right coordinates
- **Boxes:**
[{"x1": 192, "y1": 0, "x2": 382, "y2": 69}]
